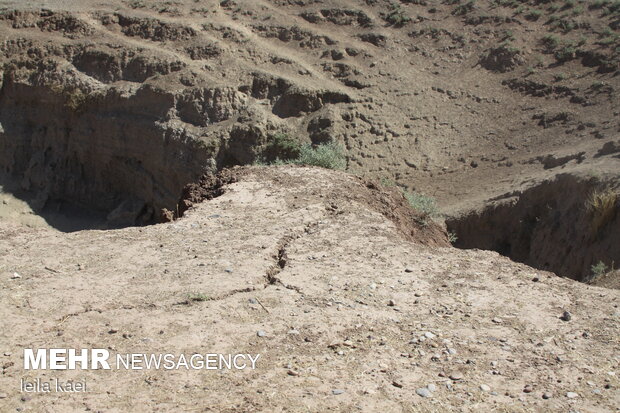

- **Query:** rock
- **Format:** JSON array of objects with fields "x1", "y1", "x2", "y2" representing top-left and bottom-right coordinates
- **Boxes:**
[
  {"x1": 392, "y1": 380, "x2": 403, "y2": 388},
  {"x1": 424, "y1": 332, "x2": 436, "y2": 339},
  {"x1": 560, "y1": 311, "x2": 572, "y2": 321},
  {"x1": 447, "y1": 348, "x2": 457, "y2": 355},
  {"x1": 0, "y1": 393, "x2": 7, "y2": 398},
  {"x1": 492, "y1": 317, "x2": 503, "y2": 324},
  {"x1": 405, "y1": 267, "x2": 414, "y2": 273},
  {"x1": 388, "y1": 299, "x2": 396, "y2": 307},
  {"x1": 11, "y1": 272, "x2": 21, "y2": 279},
  {"x1": 257, "y1": 330, "x2": 267, "y2": 337},
  {"x1": 287, "y1": 369, "x2": 299, "y2": 376},
  {"x1": 542, "y1": 392, "x2": 552, "y2": 399},
  {"x1": 332, "y1": 389, "x2": 345, "y2": 395},
  {"x1": 480, "y1": 384, "x2": 491, "y2": 392},
  {"x1": 449, "y1": 373, "x2": 463, "y2": 381},
  {"x1": 566, "y1": 392, "x2": 579, "y2": 399},
  {"x1": 248, "y1": 298, "x2": 258, "y2": 304},
  {"x1": 416, "y1": 387, "x2": 432, "y2": 397},
  {"x1": 523, "y1": 385, "x2": 533, "y2": 393},
  {"x1": 427, "y1": 383, "x2": 437, "y2": 392},
  {"x1": 288, "y1": 329, "x2": 300, "y2": 335}
]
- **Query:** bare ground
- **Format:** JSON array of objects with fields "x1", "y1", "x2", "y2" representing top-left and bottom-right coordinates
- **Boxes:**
[{"x1": 1, "y1": 166, "x2": 619, "y2": 412}]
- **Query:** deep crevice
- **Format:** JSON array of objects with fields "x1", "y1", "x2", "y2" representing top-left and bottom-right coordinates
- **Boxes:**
[{"x1": 446, "y1": 174, "x2": 620, "y2": 282}]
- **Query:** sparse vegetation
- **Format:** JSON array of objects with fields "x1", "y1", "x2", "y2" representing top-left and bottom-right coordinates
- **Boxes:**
[
  {"x1": 586, "y1": 188, "x2": 618, "y2": 234},
  {"x1": 188, "y1": 292, "x2": 211, "y2": 302},
  {"x1": 260, "y1": 138, "x2": 347, "y2": 170},
  {"x1": 404, "y1": 191, "x2": 439, "y2": 222},
  {"x1": 383, "y1": 2, "x2": 412, "y2": 26},
  {"x1": 590, "y1": 261, "x2": 609, "y2": 280},
  {"x1": 448, "y1": 231, "x2": 458, "y2": 244}
]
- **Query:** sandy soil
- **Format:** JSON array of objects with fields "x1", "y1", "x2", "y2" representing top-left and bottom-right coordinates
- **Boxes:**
[{"x1": 1, "y1": 166, "x2": 618, "y2": 412}]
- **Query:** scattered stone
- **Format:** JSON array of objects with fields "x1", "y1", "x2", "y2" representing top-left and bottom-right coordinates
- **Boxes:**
[
  {"x1": 566, "y1": 392, "x2": 579, "y2": 399},
  {"x1": 388, "y1": 299, "x2": 396, "y2": 307},
  {"x1": 0, "y1": 393, "x2": 7, "y2": 399},
  {"x1": 449, "y1": 373, "x2": 463, "y2": 381},
  {"x1": 287, "y1": 369, "x2": 299, "y2": 376},
  {"x1": 4, "y1": 352, "x2": 11, "y2": 356},
  {"x1": 414, "y1": 292, "x2": 422, "y2": 297},
  {"x1": 288, "y1": 329, "x2": 300, "y2": 335},
  {"x1": 523, "y1": 385, "x2": 533, "y2": 393},
  {"x1": 416, "y1": 387, "x2": 432, "y2": 397},
  {"x1": 332, "y1": 389, "x2": 345, "y2": 395},
  {"x1": 542, "y1": 392, "x2": 553, "y2": 399},
  {"x1": 532, "y1": 277, "x2": 540, "y2": 282},
  {"x1": 225, "y1": 268, "x2": 233, "y2": 273},
  {"x1": 480, "y1": 384, "x2": 491, "y2": 392},
  {"x1": 257, "y1": 330, "x2": 267, "y2": 337},
  {"x1": 447, "y1": 348, "x2": 457, "y2": 355},
  {"x1": 492, "y1": 317, "x2": 503, "y2": 324},
  {"x1": 560, "y1": 311, "x2": 572, "y2": 322},
  {"x1": 248, "y1": 298, "x2": 258, "y2": 304},
  {"x1": 424, "y1": 332, "x2": 436, "y2": 339},
  {"x1": 10, "y1": 272, "x2": 21, "y2": 279},
  {"x1": 427, "y1": 383, "x2": 437, "y2": 392},
  {"x1": 108, "y1": 329, "x2": 118, "y2": 334},
  {"x1": 392, "y1": 380, "x2": 403, "y2": 388},
  {"x1": 405, "y1": 267, "x2": 414, "y2": 273}
]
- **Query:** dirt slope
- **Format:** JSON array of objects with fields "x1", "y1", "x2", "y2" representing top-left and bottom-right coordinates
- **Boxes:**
[{"x1": 1, "y1": 166, "x2": 619, "y2": 412}]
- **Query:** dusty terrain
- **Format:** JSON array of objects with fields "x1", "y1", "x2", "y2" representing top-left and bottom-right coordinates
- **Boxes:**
[
  {"x1": 0, "y1": 0, "x2": 619, "y2": 411},
  {"x1": 1, "y1": 166, "x2": 619, "y2": 412},
  {"x1": 0, "y1": 0, "x2": 618, "y2": 281}
]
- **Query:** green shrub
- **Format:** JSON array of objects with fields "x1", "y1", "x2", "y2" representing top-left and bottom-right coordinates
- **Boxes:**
[
  {"x1": 295, "y1": 141, "x2": 346, "y2": 170},
  {"x1": 590, "y1": 261, "x2": 609, "y2": 280},
  {"x1": 261, "y1": 133, "x2": 302, "y2": 163},
  {"x1": 525, "y1": 9, "x2": 543, "y2": 20},
  {"x1": 404, "y1": 191, "x2": 439, "y2": 219}
]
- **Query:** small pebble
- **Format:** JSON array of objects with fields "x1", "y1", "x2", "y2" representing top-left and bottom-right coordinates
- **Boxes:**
[
  {"x1": 288, "y1": 329, "x2": 300, "y2": 335},
  {"x1": 11, "y1": 272, "x2": 21, "y2": 279},
  {"x1": 248, "y1": 298, "x2": 258, "y2": 304},
  {"x1": 257, "y1": 330, "x2": 266, "y2": 337},
  {"x1": 388, "y1": 299, "x2": 396, "y2": 307},
  {"x1": 416, "y1": 387, "x2": 432, "y2": 397},
  {"x1": 405, "y1": 268, "x2": 414, "y2": 273},
  {"x1": 287, "y1": 369, "x2": 299, "y2": 376},
  {"x1": 392, "y1": 380, "x2": 403, "y2": 388},
  {"x1": 427, "y1": 383, "x2": 437, "y2": 392},
  {"x1": 480, "y1": 384, "x2": 491, "y2": 392},
  {"x1": 566, "y1": 392, "x2": 578, "y2": 399},
  {"x1": 0, "y1": 393, "x2": 7, "y2": 399},
  {"x1": 424, "y1": 332, "x2": 436, "y2": 339},
  {"x1": 560, "y1": 311, "x2": 572, "y2": 322},
  {"x1": 332, "y1": 389, "x2": 345, "y2": 395},
  {"x1": 523, "y1": 385, "x2": 533, "y2": 393},
  {"x1": 542, "y1": 392, "x2": 553, "y2": 399},
  {"x1": 449, "y1": 373, "x2": 463, "y2": 381},
  {"x1": 492, "y1": 317, "x2": 503, "y2": 324}
]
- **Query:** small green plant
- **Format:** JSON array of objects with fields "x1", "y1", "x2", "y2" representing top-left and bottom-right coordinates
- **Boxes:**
[
  {"x1": 188, "y1": 292, "x2": 211, "y2": 302},
  {"x1": 525, "y1": 9, "x2": 543, "y2": 21},
  {"x1": 554, "y1": 45, "x2": 578, "y2": 62},
  {"x1": 554, "y1": 72, "x2": 567, "y2": 81},
  {"x1": 384, "y1": 2, "x2": 412, "y2": 26},
  {"x1": 590, "y1": 261, "x2": 609, "y2": 280},
  {"x1": 295, "y1": 141, "x2": 347, "y2": 170},
  {"x1": 542, "y1": 34, "x2": 560, "y2": 51},
  {"x1": 586, "y1": 188, "x2": 618, "y2": 234},
  {"x1": 404, "y1": 191, "x2": 439, "y2": 221},
  {"x1": 590, "y1": 0, "x2": 611, "y2": 9},
  {"x1": 448, "y1": 231, "x2": 458, "y2": 244},
  {"x1": 261, "y1": 133, "x2": 302, "y2": 163},
  {"x1": 453, "y1": 0, "x2": 476, "y2": 15}
]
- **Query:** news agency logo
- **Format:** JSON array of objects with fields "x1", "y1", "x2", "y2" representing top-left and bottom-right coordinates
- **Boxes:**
[{"x1": 23, "y1": 349, "x2": 261, "y2": 370}]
